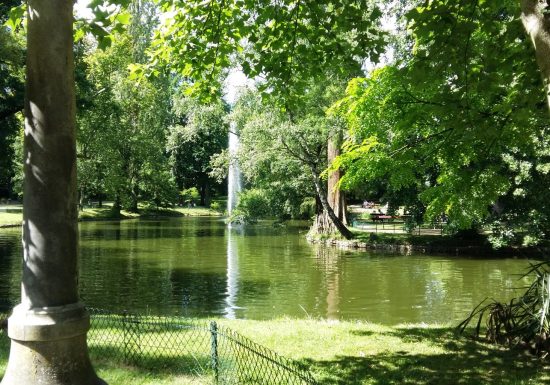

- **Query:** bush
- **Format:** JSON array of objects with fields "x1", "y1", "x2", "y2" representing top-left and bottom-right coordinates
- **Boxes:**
[
  {"x1": 299, "y1": 197, "x2": 316, "y2": 219},
  {"x1": 180, "y1": 187, "x2": 200, "y2": 206},
  {"x1": 236, "y1": 189, "x2": 271, "y2": 220}
]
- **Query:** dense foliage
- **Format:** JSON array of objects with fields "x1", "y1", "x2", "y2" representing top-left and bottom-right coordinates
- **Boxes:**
[
  {"x1": 167, "y1": 97, "x2": 228, "y2": 206},
  {"x1": 0, "y1": 2, "x2": 24, "y2": 199},
  {"x1": 77, "y1": 2, "x2": 176, "y2": 212},
  {"x1": 331, "y1": 0, "x2": 550, "y2": 245},
  {"x1": 1, "y1": 0, "x2": 549, "y2": 245}
]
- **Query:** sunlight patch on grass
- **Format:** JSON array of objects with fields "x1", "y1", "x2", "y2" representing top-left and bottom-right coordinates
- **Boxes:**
[{"x1": 0, "y1": 212, "x2": 21, "y2": 227}]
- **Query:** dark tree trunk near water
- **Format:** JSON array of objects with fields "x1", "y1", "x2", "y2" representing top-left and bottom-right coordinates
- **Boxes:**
[
  {"x1": 327, "y1": 132, "x2": 347, "y2": 225},
  {"x1": 310, "y1": 168, "x2": 353, "y2": 240},
  {"x1": 307, "y1": 132, "x2": 352, "y2": 240}
]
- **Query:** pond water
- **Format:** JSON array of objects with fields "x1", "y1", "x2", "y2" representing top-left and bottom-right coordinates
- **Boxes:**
[{"x1": 0, "y1": 217, "x2": 536, "y2": 324}]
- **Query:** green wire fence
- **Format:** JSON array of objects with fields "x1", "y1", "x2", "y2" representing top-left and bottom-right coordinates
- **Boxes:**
[{"x1": 0, "y1": 306, "x2": 317, "y2": 385}]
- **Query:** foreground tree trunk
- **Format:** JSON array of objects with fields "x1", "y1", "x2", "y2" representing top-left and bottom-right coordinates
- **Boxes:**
[
  {"x1": 1, "y1": 1, "x2": 105, "y2": 384},
  {"x1": 520, "y1": 0, "x2": 550, "y2": 109}
]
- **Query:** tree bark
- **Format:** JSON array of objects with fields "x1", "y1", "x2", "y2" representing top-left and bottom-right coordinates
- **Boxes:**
[
  {"x1": 310, "y1": 168, "x2": 353, "y2": 239},
  {"x1": 520, "y1": 0, "x2": 550, "y2": 109},
  {"x1": 327, "y1": 132, "x2": 348, "y2": 225},
  {"x1": 1, "y1": 1, "x2": 105, "y2": 384}
]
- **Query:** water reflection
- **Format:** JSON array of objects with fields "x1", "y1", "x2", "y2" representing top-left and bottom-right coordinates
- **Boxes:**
[
  {"x1": 313, "y1": 246, "x2": 341, "y2": 319},
  {"x1": 224, "y1": 226, "x2": 243, "y2": 319},
  {"x1": 0, "y1": 218, "x2": 538, "y2": 324}
]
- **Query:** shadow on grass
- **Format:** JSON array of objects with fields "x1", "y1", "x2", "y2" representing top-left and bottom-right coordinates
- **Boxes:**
[
  {"x1": 0, "y1": 333, "x2": 213, "y2": 382},
  {"x1": 89, "y1": 344, "x2": 212, "y2": 374},
  {"x1": 304, "y1": 327, "x2": 548, "y2": 385}
]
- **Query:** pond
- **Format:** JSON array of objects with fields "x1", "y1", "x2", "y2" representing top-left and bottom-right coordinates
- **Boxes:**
[{"x1": 0, "y1": 217, "x2": 536, "y2": 324}]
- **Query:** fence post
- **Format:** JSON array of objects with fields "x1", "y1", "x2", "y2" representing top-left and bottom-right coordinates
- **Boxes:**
[
  {"x1": 210, "y1": 321, "x2": 219, "y2": 384},
  {"x1": 122, "y1": 310, "x2": 129, "y2": 363}
]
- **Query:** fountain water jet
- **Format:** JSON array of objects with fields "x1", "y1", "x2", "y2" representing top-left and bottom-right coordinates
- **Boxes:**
[{"x1": 227, "y1": 121, "x2": 242, "y2": 215}]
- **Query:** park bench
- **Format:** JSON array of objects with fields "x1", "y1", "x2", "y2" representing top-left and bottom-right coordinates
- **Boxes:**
[{"x1": 370, "y1": 213, "x2": 393, "y2": 222}]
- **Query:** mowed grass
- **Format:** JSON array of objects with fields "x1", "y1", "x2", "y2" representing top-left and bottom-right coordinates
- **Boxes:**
[
  {"x1": 0, "y1": 212, "x2": 22, "y2": 227},
  {"x1": 1, "y1": 317, "x2": 549, "y2": 384},
  {"x1": 0, "y1": 204, "x2": 222, "y2": 228},
  {"x1": 222, "y1": 318, "x2": 550, "y2": 385}
]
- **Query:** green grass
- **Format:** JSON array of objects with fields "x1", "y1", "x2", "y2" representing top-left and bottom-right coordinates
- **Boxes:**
[
  {"x1": 172, "y1": 206, "x2": 222, "y2": 217},
  {"x1": 2, "y1": 318, "x2": 549, "y2": 384},
  {"x1": 0, "y1": 204, "x2": 222, "y2": 228},
  {"x1": 222, "y1": 318, "x2": 550, "y2": 385},
  {"x1": 0, "y1": 213, "x2": 21, "y2": 227}
]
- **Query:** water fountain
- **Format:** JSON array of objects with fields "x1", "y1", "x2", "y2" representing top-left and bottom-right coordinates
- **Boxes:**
[{"x1": 227, "y1": 121, "x2": 242, "y2": 215}]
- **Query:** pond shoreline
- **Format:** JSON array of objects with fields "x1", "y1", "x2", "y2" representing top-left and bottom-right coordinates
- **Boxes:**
[
  {"x1": 0, "y1": 206, "x2": 222, "y2": 229},
  {"x1": 307, "y1": 235, "x2": 549, "y2": 258}
]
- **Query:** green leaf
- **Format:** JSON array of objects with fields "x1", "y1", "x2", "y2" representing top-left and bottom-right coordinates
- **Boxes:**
[
  {"x1": 115, "y1": 12, "x2": 132, "y2": 25},
  {"x1": 74, "y1": 28, "x2": 86, "y2": 43},
  {"x1": 4, "y1": 5, "x2": 25, "y2": 32}
]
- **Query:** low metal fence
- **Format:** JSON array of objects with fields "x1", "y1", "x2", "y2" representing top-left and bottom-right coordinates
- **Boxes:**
[{"x1": 0, "y1": 307, "x2": 316, "y2": 385}]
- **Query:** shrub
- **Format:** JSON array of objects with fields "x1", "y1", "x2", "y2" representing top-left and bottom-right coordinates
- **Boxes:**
[
  {"x1": 299, "y1": 197, "x2": 316, "y2": 219},
  {"x1": 236, "y1": 189, "x2": 271, "y2": 220},
  {"x1": 180, "y1": 187, "x2": 200, "y2": 206}
]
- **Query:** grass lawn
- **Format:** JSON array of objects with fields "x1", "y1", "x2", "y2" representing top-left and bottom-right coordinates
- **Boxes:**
[
  {"x1": 0, "y1": 204, "x2": 222, "y2": 228},
  {"x1": 2, "y1": 318, "x2": 549, "y2": 384},
  {"x1": 224, "y1": 319, "x2": 550, "y2": 385},
  {"x1": 0, "y1": 213, "x2": 22, "y2": 227}
]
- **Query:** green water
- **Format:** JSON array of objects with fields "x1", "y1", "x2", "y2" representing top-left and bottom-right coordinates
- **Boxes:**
[{"x1": 0, "y1": 217, "x2": 536, "y2": 324}]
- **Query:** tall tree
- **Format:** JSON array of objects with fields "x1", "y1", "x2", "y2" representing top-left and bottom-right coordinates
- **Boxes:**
[
  {"x1": 78, "y1": 1, "x2": 175, "y2": 213},
  {"x1": 167, "y1": 97, "x2": 228, "y2": 206},
  {"x1": 0, "y1": 3, "x2": 24, "y2": 198},
  {"x1": 232, "y1": 82, "x2": 354, "y2": 238},
  {"x1": 1, "y1": 0, "x2": 105, "y2": 383},
  {"x1": 331, "y1": 0, "x2": 549, "y2": 245}
]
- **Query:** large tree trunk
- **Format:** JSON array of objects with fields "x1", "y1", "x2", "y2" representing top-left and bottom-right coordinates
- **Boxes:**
[
  {"x1": 520, "y1": 0, "x2": 550, "y2": 109},
  {"x1": 1, "y1": 1, "x2": 104, "y2": 384},
  {"x1": 327, "y1": 132, "x2": 348, "y2": 225},
  {"x1": 310, "y1": 168, "x2": 353, "y2": 240}
]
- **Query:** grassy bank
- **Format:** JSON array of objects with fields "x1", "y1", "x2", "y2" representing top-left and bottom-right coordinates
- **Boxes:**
[
  {"x1": 2, "y1": 318, "x2": 549, "y2": 384},
  {"x1": 0, "y1": 205, "x2": 222, "y2": 228}
]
